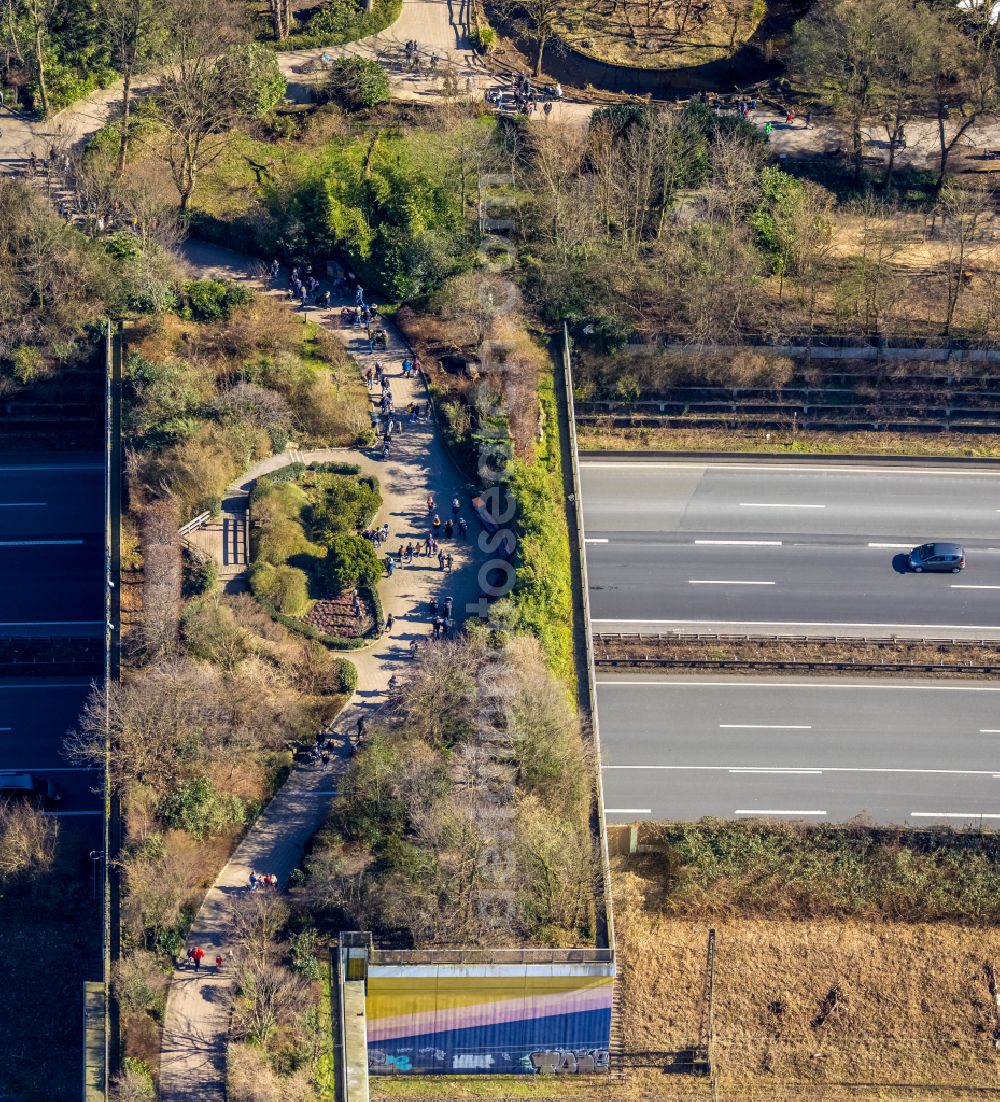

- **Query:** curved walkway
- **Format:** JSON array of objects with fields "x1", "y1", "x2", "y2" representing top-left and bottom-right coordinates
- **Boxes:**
[
  {"x1": 158, "y1": 241, "x2": 485, "y2": 1101},
  {"x1": 3, "y1": 0, "x2": 999, "y2": 174}
]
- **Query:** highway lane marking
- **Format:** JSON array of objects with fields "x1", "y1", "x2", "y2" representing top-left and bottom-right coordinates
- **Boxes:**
[
  {"x1": 2, "y1": 766, "x2": 100, "y2": 772},
  {"x1": 605, "y1": 765, "x2": 1000, "y2": 775},
  {"x1": 582, "y1": 461, "x2": 1000, "y2": 477},
  {"x1": 694, "y1": 539, "x2": 783, "y2": 546},
  {"x1": 0, "y1": 682, "x2": 93, "y2": 690},
  {"x1": 0, "y1": 502, "x2": 46, "y2": 507},
  {"x1": 867, "y1": 542, "x2": 912, "y2": 548},
  {"x1": 0, "y1": 539, "x2": 84, "y2": 547},
  {"x1": 0, "y1": 621, "x2": 102, "y2": 627},
  {"x1": 604, "y1": 808, "x2": 652, "y2": 815},
  {"x1": 45, "y1": 810, "x2": 102, "y2": 817},
  {"x1": 0, "y1": 464, "x2": 103, "y2": 472},
  {"x1": 980, "y1": 729, "x2": 1000, "y2": 733},
  {"x1": 596, "y1": 680, "x2": 1000, "y2": 691},
  {"x1": 911, "y1": 812, "x2": 1000, "y2": 819},
  {"x1": 739, "y1": 502, "x2": 825, "y2": 508},
  {"x1": 585, "y1": 538, "x2": 609, "y2": 543},
  {"x1": 591, "y1": 618, "x2": 1000, "y2": 632},
  {"x1": 729, "y1": 768, "x2": 822, "y2": 774},
  {"x1": 719, "y1": 724, "x2": 812, "y2": 729},
  {"x1": 735, "y1": 809, "x2": 827, "y2": 816},
  {"x1": 952, "y1": 584, "x2": 1000, "y2": 590},
  {"x1": 688, "y1": 580, "x2": 776, "y2": 586}
]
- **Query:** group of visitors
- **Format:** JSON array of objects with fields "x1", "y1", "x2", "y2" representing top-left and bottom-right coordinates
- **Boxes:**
[
  {"x1": 281, "y1": 262, "x2": 332, "y2": 309},
  {"x1": 485, "y1": 76, "x2": 560, "y2": 118},
  {"x1": 185, "y1": 946, "x2": 224, "y2": 971},
  {"x1": 248, "y1": 871, "x2": 279, "y2": 891}
]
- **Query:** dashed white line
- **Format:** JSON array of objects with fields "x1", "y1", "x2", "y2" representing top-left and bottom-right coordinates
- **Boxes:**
[
  {"x1": 688, "y1": 580, "x2": 775, "y2": 586},
  {"x1": 735, "y1": 809, "x2": 827, "y2": 816},
  {"x1": 0, "y1": 681, "x2": 93, "y2": 689},
  {"x1": 585, "y1": 538, "x2": 609, "y2": 544},
  {"x1": 867, "y1": 542, "x2": 912, "y2": 549},
  {"x1": 694, "y1": 540, "x2": 783, "y2": 546},
  {"x1": 980, "y1": 729, "x2": 1000, "y2": 733},
  {"x1": 952, "y1": 585, "x2": 1000, "y2": 590},
  {"x1": 0, "y1": 621, "x2": 103, "y2": 628},
  {"x1": 45, "y1": 810, "x2": 102, "y2": 817},
  {"x1": 0, "y1": 464, "x2": 103, "y2": 472},
  {"x1": 0, "y1": 502, "x2": 46, "y2": 507},
  {"x1": 728, "y1": 768, "x2": 822, "y2": 775},
  {"x1": 719, "y1": 724, "x2": 811, "y2": 730},
  {"x1": 604, "y1": 808, "x2": 652, "y2": 815},
  {"x1": 0, "y1": 539, "x2": 84, "y2": 547},
  {"x1": 739, "y1": 502, "x2": 825, "y2": 509},
  {"x1": 910, "y1": 812, "x2": 1000, "y2": 820}
]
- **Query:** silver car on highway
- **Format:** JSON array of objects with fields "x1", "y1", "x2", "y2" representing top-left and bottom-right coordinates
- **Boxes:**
[{"x1": 908, "y1": 542, "x2": 965, "y2": 573}]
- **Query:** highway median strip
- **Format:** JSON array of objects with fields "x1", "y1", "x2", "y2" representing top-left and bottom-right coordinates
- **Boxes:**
[{"x1": 595, "y1": 632, "x2": 1000, "y2": 676}]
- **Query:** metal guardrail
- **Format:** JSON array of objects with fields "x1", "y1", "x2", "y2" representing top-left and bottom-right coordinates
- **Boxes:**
[
  {"x1": 561, "y1": 320, "x2": 615, "y2": 959},
  {"x1": 596, "y1": 657, "x2": 1000, "y2": 673},
  {"x1": 371, "y1": 948, "x2": 615, "y2": 965},
  {"x1": 595, "y1": 632, "x2": 1000, "y2": 647}
]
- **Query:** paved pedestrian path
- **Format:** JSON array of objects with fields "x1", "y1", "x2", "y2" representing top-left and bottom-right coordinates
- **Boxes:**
[{"x1": 158, "y1": 240, "x2": 485, "y2": 1101}]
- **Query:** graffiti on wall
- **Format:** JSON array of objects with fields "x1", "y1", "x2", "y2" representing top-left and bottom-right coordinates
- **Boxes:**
[
  {"x1": 366, "y1": 967, "x2": 614, "y2": 1075},
  {"x1": 529, "y1": 1049, "x2": 610, "y2": 1074}
]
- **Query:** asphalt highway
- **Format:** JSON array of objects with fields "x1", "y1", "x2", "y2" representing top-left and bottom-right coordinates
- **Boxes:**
[
  {"x1": 0, "y1": 457, "x2": 104, "y2": 816},
  {"x1": 598, "y1": 675, "x2": 1000, "y2": 825},
  {"x1": 582, "y1": 459, "x2": 1000, "y2": 638},
  {"x1": 0, "y1": 680, "x2": 101, "y2": 812},
  {"x1": 0, "y1": 459, "x2": 104, "y2": 637}
]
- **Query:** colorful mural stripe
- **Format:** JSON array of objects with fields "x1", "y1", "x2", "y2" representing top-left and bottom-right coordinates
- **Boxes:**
[{"x1": 366, "y1": 965, "x2": 614, "y2": 1075}]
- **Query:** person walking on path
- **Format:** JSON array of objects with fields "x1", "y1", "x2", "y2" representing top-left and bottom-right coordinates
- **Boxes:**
[
  {"x1": 438, "y1": 550, "x2": 445, "y2": 569},
  {"x1": 192, "y1": 947, "x2": 205, "y2": 971},
  {"x1": 452, "y1": 496, "x2": 460, "y2": 515},
  {"x1": 446, "y1": 553, "x2": 454, "y2": 572},
  {"x1": 458, "y1": 516, "x2": 468, "y2": 539}
]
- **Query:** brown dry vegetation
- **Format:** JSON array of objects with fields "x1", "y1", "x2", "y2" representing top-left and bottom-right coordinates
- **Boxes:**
[
  {"x1": 126, "y1": 298, "x2": 368, "y2": 520},
  {"x1": 596, "y1": 635, "x2": 1000, "y2": 673},
  {"x1": 576, "y1": 423, "x2": 1000, "y2": 458},
  {"x1": 612, "y1": 865, "x2": 1000, "y2": 1097}
]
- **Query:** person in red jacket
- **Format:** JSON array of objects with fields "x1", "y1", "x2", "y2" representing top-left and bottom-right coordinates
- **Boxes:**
[{"x1": 191, "y1": 946, "x2": 205, "y2": 971}]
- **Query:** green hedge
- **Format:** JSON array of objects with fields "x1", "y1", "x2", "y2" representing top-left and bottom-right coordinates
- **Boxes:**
[
  {"x1": 338, "y1": 657, "x2": 359, "y2": 695},
  {"x1": 276, "y1": 0, "x2": 402, "y2": 50},
  {"x1": 507, "y1": 373, "x2": 575, "y2": 689}
]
